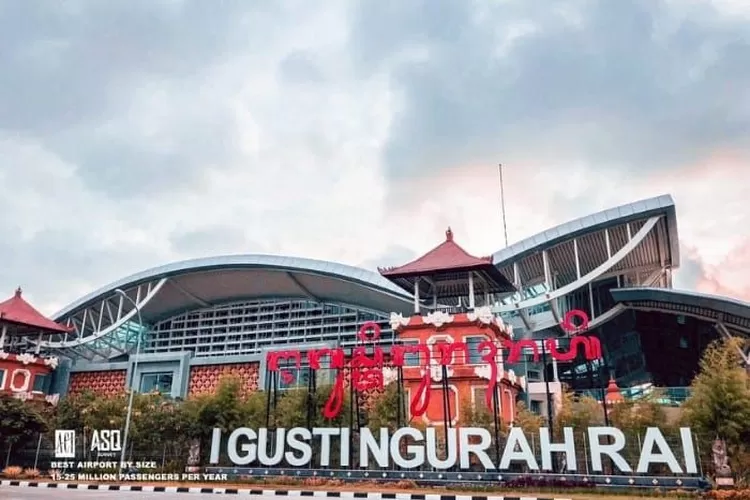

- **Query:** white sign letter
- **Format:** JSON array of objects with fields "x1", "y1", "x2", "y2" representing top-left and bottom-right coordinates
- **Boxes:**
[
  {"x1": 360, "y1": 428, "x2": 389, "y2": 468},
  {"x1": 258, "y1": 428, "x2": 285, "y2": 466},
  {"x1": 209, "y1": 428, "x2": 222, "y2": 464},
  {"x1": 285, "y1": 427, "x2": 312, "y2": 467},
  {"x1": 539, "y1": 427, "x2": 577, "y2": 471},
  {"x1": 459, "y1": 427, "x2": 495, "y2": 469},
  {"x1": 499, "y1": 427, "x2": 538, "y2": 470},
  {"x1": 680, "y1": 427, "x2": 697, "y2": 474},
  {"x1": 425, "y1": 427, "x2": 457, "y2": 469},
  {"x1": 340, "y1": 427, "x2": 350, "y2": 467},
  {"x1": 312, "y1": 428, "x2": 339, "y2": 467},
  {"x1": 390, "y1": 428, "x2": 424, "y2": 469},
  {"x1": 636, "y1": 427, "x2": 682, "y2": 474},
  {"x1": 227, "y1": 428, "x2": 257, "y2": 465},
  {"x1": 588, "y1": 427, "x2": 631, "y2": 473}
]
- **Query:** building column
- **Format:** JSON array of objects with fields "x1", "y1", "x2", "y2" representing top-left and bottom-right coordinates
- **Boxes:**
[
  {"x1": 414, "y1": 278, "x2": 420, "y2": 314},
  {"x1": 552, "y1": 339, "x2": 560, "y2": 382},
  {"x1": 0, "y1": 325, "x2": 6, "y2": 350},
  {"x1": 468, "y1": 272, "x2": 475, "y2": 309},
  {"x1": 542, "y1": 250, "x2": 551, "y2": 290}
]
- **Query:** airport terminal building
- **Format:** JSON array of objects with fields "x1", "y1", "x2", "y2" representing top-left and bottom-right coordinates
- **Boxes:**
[{"x1": 2, "y1": 194, "x2": 749, "y2": 416}]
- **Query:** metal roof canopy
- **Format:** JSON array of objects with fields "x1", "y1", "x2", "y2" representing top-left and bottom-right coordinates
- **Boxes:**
[
  {"x1": 611, "y1": 287, "x2": 750, "y2": 337},
  {"x1": 53, "y1": 255, "x2": 413, "y2": 323},
  {"x1": 40, "y1": 255, "x2": 415, "y2": 360},
  {"x1": 493, "y1": 195, "x2": 679, "y2": 291}
]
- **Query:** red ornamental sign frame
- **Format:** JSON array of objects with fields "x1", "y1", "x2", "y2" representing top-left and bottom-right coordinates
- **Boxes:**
[{"x1": 266, "y1": 310, "x2": 600, "y2": 420}]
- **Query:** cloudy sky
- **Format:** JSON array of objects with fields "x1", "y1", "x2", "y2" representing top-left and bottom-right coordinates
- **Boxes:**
[{"x1": 1, "y1": 0, "x2": 749, "y2": 315}]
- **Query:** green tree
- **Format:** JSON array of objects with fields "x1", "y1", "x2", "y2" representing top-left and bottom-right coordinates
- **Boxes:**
[
  {"x1": 607, "y1": 392, "x2": 670, "y2": 468},
  {"x1": 274, "y1": 384, "x2": 352, "y2": 428},
  {"x1": 553, "y1": 390, "x2": 604, "y2": 434},
  {"x1": 608, "y1": 391, "x2": 668, "y2": 435},
  {"x1": 682, "y1": 338, "x2": 750, "y2": 483},
  {"x1": 0, "y1": 396, "x2": 48, "y2": 464},
  {"x1": 179, "y1": 375, "x2": 263, "y2": 460},
  {"x1": 366, "y1": 385, "x2": 406, "y2": 431},
  {"x1": 513, "y1": 401, "x2": 544, "y2": 435},
  {"x1": 682, "y1": 338, "x2": 750, "y2": 445}
]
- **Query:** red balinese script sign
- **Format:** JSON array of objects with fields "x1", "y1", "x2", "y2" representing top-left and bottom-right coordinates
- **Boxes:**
[{"x1": 266, "y1": 310, "x2": 600, "y2": 420}]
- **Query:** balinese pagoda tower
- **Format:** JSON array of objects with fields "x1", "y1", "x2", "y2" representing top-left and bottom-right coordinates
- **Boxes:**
[
  {"x1": 379, "y1": 229, "x2": 525, "y2": 427},
  {"x1": 379, "y1": 227, "x2": 516, "y2": 314},
  {"x1": 0, "y1": 287, "x2": 70, "y2": 403}
]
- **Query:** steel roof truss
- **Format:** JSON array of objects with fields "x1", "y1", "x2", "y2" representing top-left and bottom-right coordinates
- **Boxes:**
[
  {"x1": 35, "y1": 277, "x2": 167, "y2": 351},
  {"x1": 715, "y1": 322, "x2": 750, "y2": 365},
  {"x1": 493, "y1": 215, "x2": 662, "y2": 313}
]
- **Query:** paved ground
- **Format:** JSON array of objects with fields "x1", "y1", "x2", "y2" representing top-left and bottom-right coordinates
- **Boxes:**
[{"x1": 0, "y1": 488, "x2": 248, "y2": 499}]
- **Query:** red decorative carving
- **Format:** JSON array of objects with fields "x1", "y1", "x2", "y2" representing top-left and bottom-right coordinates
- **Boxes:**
[
  {"x1": 391, "y1": 343, "x2": 431, "y2": 417},
  {"x1": 323, "y1": 371, "x2": 346, "y2": 419},
  {"x1": 561, "y1": 309, "x2": 590, "y2": 333},
  {"x1": 409, "y1": 371, "x2": 432, "y2": 418},
  {"x1": 505, "y1": 338, "x2": 540, "y2": 364},
  {"x1": 391, "y1": 343, "x2": 430, "y2": 367},
  {"x1": 308, "y1": 348, "x2": 345, "y2": 370},
  {"x1": 265, "y1": 310, "x2": 601, "y2": 421},
  {"x1": 357, "y1": 321, "x2": 381, "y2": 342},
  {"x1": 546, "y1": 336, "x2": 602, "y2": 362},
  {"x1": 350, "y1": 346, "x2": 384, "y2": 392},
  {"x1": 266, "y1": 350, "x2": 302, "y2": 386},
  {"x1": 436, "y1": 342, "x2": 468, "y2": 365},
  {"x1": 478, "y1": 339, "x2": 498, "y2": 411}
]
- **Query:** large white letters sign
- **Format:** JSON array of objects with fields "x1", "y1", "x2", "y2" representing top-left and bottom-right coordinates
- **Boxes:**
[{"x1": 211, "y1": 426, "x2": 697, "y2": 475}]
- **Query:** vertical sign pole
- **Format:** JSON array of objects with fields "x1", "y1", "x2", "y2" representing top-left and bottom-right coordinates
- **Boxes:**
[
  {"x1": 492, "y1": 384, "x2": 502, "y2": 465},
  {"x1": 541, "y1": 340, "x2": 555, "y2": 472},
  {"x1": 499, "y1": 163, "x2": 509, "y2": 248}
]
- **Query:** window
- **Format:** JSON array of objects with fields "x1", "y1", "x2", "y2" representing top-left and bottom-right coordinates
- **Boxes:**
[
  {"x1": 465, "y1": 336, "x2": 488, "y2": 364},
  {"x1": 274, "y1": 359, "x2": 317, "y2": 390},
  {"x1": 526, "y1": 369, "x2": 542, "y2": 382},
  {"x1": 32, "y1": 373, "x2": 49, "y2": 393},
  {"x1": 530, "y1": 400, "x2": 542, "y2": 415},
  {"x1": 0, "y1": 369, "x2": 5, "y2": 390},
  {"x1": 140, "y1": 372, "x2": 174, "y2": 394},
  {"x1": 277, "y1": 366, "x2": 311, "y2": 390},
  {"x1": 472, "y1": 387, "x2": 488, "y2": 409},
  {"x1": 401, "y1": 340, "x2": 421, "y2": 367}
]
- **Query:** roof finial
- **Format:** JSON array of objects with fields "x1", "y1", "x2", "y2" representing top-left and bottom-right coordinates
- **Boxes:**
[
  {"x1": 14, "y1": 287, "x2": 22, "y2": 298},
  {"x1": 446, "y1": 227, "x2": 453, "y2": 241}
]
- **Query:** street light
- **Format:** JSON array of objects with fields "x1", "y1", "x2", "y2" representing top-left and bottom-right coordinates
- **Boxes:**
[{"x1": 114, "y1": 288, "x2": 144, "y2": 471}]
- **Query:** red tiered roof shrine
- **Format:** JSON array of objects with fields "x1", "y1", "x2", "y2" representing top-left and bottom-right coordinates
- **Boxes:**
[
  {"x1": 0, "y1": 287, "x2": 72, "y2": 336},
  {"x1": 378, "y1": 228, "x2": 515, "y2": 299},
  {"x1": 605, "y1": 377, "x2": 625, "y2": 405}
]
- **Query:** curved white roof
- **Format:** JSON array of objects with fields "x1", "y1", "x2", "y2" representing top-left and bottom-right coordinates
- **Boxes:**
[
  {"x1": 492, "y1": 194, "x2": 679, "y2": 268},
  {"x1": 53, "y1": 254, "x2": 413, "y2": 323},
  {"x1": 611, "y1": 287, "x2": 750, "y2": 335}
]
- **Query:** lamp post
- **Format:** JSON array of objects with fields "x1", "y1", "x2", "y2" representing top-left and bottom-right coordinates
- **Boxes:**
[{"x1": 115, "y1": 288, "x2": 144, "y2": 471}]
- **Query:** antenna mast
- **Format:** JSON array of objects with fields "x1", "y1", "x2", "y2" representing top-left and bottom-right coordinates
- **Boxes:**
[{"x1": 499, "y1": 163, "x2": 509, "y2": 247}]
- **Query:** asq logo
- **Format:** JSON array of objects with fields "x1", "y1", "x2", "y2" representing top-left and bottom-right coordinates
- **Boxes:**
[
  {"x1": 54, "y1": 430, "x2": 76, "y2": 458},
  {"x1": 90, "y1": 429, "x2": 122, "y2": 453}
]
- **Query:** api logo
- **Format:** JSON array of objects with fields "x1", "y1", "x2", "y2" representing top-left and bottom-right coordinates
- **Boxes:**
[
  {"x1": 54, "y1": 430, "x2": 76, "y2": 458},
  {"x1": 90, "y1": 430, "x2": 122, "y2": 453}
]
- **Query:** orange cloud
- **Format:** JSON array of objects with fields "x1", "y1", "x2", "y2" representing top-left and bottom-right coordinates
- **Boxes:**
[{"x1": 687, "y1": 240, "x2": 750, "y2": 302}]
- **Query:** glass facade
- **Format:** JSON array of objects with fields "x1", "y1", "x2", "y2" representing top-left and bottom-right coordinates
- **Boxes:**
[
  {"x1": 140, "y1": 372, "x2": 174, "y2": 394},
  {"x1": 506, "y1": 308, "x2": 721, "y2": 400},
  {"x1": 146, "y1": 299, "x2": 392, "y2": 357},
  {"x1": 32, "y1": 373, "x2": 50, "y2": 392}
]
